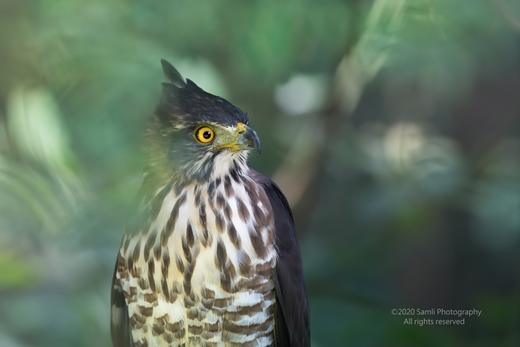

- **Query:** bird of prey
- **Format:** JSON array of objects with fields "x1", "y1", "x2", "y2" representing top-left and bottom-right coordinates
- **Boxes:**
[{"x1": 111, "y1": 60, "x2": 309, "y2": 347}]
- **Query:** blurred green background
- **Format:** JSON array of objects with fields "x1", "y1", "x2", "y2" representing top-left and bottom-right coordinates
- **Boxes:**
[{"x1": 1, "y1": 0, "x2": 520, "y2": 346}]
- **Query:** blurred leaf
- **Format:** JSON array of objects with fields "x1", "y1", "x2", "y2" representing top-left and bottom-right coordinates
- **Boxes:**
[{"x1": 0, "y1": 254, "x2": 36, "y2": 289}]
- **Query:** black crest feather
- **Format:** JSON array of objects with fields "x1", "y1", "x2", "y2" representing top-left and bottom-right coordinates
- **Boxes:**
[
  {"x1": 161, "y1": 59, "x2": 185, "y2": 88},
  {"x1": 156, "y1": 60, "x2": 248, "y2": 127}
]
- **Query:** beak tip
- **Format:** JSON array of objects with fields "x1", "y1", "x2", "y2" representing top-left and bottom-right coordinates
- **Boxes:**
[
  {"x1": 236, "y1": 126, "x2": 261, "y2": 153},
  {"x1": 250, "y1": 130, "x2": 261, "y2": 153}
]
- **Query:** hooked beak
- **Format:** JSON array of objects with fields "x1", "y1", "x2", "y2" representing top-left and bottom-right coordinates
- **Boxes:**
[
  {"x1": 215, "y1": 122, "x2": 261, "y2": 153},
  {"x1": 237, "y1": 123, "x2": 261, "y2": 152}
]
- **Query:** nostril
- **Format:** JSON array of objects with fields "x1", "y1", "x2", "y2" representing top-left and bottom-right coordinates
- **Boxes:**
[{"x1": 236, "y1": 122, "x2": 247, "y2": 135}]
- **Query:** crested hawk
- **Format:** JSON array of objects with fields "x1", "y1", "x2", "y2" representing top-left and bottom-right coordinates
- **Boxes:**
[{"x1": 111, "y1": 60, "x2": 309, "y2": 347}]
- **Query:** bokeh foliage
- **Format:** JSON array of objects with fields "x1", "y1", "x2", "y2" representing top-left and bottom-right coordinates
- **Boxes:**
[{"x1": 1, "y1": 0, "x2": 520, "y2": 346}]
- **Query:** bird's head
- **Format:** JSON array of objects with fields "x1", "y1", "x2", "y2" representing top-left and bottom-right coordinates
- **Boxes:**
[{"x1": 147, "y1": 59, "x2": 260, "y2": 183}]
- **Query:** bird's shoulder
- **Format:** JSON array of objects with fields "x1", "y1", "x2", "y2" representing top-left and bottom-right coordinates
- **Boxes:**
[{"x1": 249, "y1": 169, "x2": 310, "y2": 347}]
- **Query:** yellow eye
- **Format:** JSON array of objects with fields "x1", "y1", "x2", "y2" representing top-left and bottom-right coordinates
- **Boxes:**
[{"x1": 194, "y1": 126, "x2": 215, "y2": 144}]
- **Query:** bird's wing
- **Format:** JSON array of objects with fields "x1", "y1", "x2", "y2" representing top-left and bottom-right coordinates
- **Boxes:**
[
  {"x1": 111, "y1": 255, "x2": 133, "y2": 347},
  {"x1": 251, "y1": 171, "x2": 310, "y2": 347}
]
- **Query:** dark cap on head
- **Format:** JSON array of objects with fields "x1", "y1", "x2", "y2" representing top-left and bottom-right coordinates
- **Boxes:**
[{"x1": 156, "y1": 59, "x2": 248, "y2": 128}]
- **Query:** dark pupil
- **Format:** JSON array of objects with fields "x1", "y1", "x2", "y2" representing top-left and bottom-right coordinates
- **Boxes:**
[{"x1": 202, "y1": 130, "x2": 212, "y2": 139}]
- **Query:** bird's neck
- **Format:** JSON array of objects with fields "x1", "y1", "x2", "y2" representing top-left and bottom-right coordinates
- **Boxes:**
[
  {"x1": 140, "y1": 154, "x2": 251, "y2": 220},
  {"x1": 207, "y1": 152, "x2": 249, "y2": 183}
]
